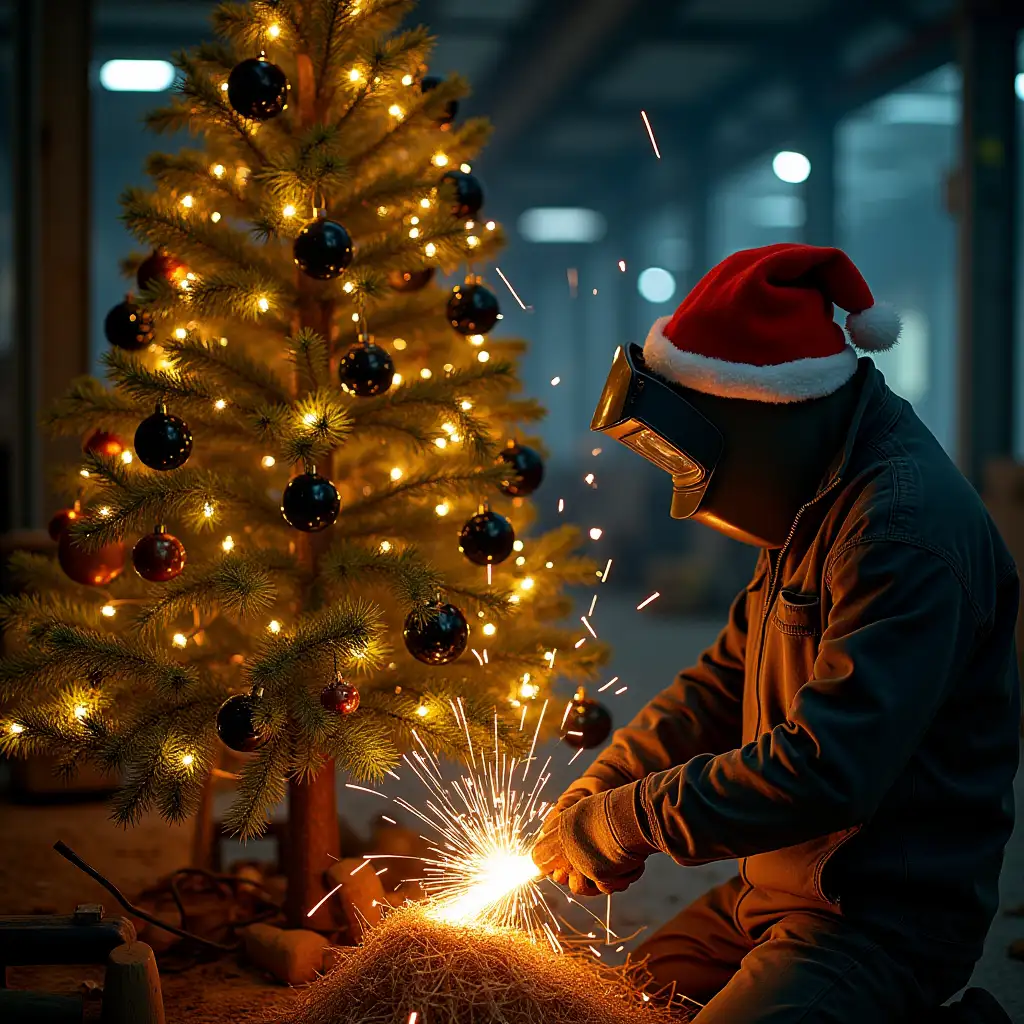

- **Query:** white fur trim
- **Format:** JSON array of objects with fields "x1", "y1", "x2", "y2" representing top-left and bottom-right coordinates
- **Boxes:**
[
  {"x1": 846, "y1": 303, "x2": 901, "y2": 352},
  {"x1": 643, "y1": 316, "x2": 859, "y2": 404}
]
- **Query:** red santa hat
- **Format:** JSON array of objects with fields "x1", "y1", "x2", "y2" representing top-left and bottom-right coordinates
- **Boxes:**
[{"x1": 643, "y1": 243, "x2": 901, "y2": 403}]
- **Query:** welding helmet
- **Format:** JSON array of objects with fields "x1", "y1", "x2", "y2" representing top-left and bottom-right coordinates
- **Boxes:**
[{"x1": 591, "y1": 343, "x2": 723, "y2": 519}]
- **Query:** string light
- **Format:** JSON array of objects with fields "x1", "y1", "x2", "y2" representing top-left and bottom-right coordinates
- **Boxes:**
[
  {"x1": 408, "y1": 227, "x2": 420, "y2": 238},
  {"x1": 80, "y1": 469, "x2": 90, "y2": 478},
  {"x1": 424, "y1": 242, "x2": 437, "y2": 257},
  {"x1": 402, "y1": 73, "x2": 414, "y2": 86},
  {"x1": 8, "y1": 722, "x2": 24, "y2": 735},
  {"x1": 393, "y1": 338, "x2": 407, "y2": 350},
  {"x1": 210, "y1": 211, "x2": 222, "y2": 223},
  {"x1": 221, "y1": 535, "x2": 235, "y2": 552},
  {"x1": 267, "y1": 620, "x2": 282, "y2": 634},
  {"x1": 393, "y1": 373, "x2": 403, "y2": 386},
  {"x1": 349, "y1": 67, "x2": 363, "y2": 82},
  {"x1": 257, "y1": 296, "x2": 270, "y2": 312},
  {"x1": 545, "y1": 561, "x2": 554, "y2": 569},
  {"x1": 267, "y1": 22, "x2": 281, "y2": 38},
  {"x1": 172, "y1": 633, "x2": 188, "y2": 647},
  {"x1": 181, "y1": 752, "x2": 195, "y2": 767},
  {"x1": 180, "y1": 194, "x2": 194, "y2": 209},
  {"x1": 388, "y1": 104, "x2": 405, "y2": 120},
  {"x1": 211, "y1": 163, "x2": 225, "y2": 177},
  {"x1": 390, "y1": 467, "x2": 403, "y2": 481},
  {"x1": 121, "y1": 450, "x2": 133, "y2": 464},
  {"x1": 551, "y1": 376, "x2": 561, "y2": 386},
  {"x1": 174, "y1": 327, "x2": 187, "y2": 340},
  {"x1": 202, "y1": 502, "x2": 215, "y2": 518},
  {"x1": 420, "y1": 197, "x2": 431, "y2": 209},
  {"x1": 282, "y1": 204, "x2": 296, "y2": 218},
  {"x1": 220, "y1": 82, "x2": 229, "y2": 92},
  {"x1": 589, "y1": 527, "x2": 603, "y2": 540},
  {"x1": 416, "y1": 703, "x2": 429, "y2": 717},
  {"x1": 377, "y1": 205, "x2": 388, "y2": 216},
  {"x1": 98, "y1": 506, "x2": 111, "y2": 518},
  {"x1": 303, "y1": 412, "x2": 318, "y2": 425},
  {"x1": 515, "y1": 556, "x2": 526, "y2": 566},
  {"x1": 435, "y1": 502, "x2": 450, "y2": 517},
  {"x1": 420, "y1": 368, "x2": 432, "y2": 379},
  {"x1": 410, "y1": 216, "x2": 420, "y2": 225},
  {"x1": 460, "y1": 162, "x2": 472, "y2": 173},
  {"x1": 466, "y1": 235, "x2": 480, "y2": 248},
  {"x1": 219, "y1": 337, "x2": 228, "y2": 346},
  {"x1": 261, "y1": 455, "x2": 276, "y2": 468},
  {"x1": 434, "y1": 437, "x2": 447, "y2": 449},
  {"x1": 477, "y1": 351, "x2": 490, "y2": 363},
  {"x1": 460, "y1": 399, "x2": 473, "y2": 410},
  {"x1": 432, "y1": 152, "x2": 449, "y2": 167},
  {"x1": 379, "y1": 540, "x2": 392, "y2": 553},
  {"x1": 214, "y1": 398, "x2": 227, "y2": 411},
  {"x1": 101, "y1": 604, "x2": 116, "y2": 617},
  {"x1": 512, "y1": 540, "x2": 524, "y2": 551},
  {"x1": 486, "y1": 220, "x2": 496, "y2": 231},
  {"x1": 519, "y1": 577, "x2": 534, "y2": 591},
  {"x1": 468, "y1": 334, "x2": 484, "y2": 346},
  {"x1": 482, "y1": 623, "x2": 496, "y2": 637}
]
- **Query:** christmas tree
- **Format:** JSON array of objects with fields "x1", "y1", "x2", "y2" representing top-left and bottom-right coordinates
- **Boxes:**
[{"x1": 0, "y1": 0, "x2": 602, "y2": 928}]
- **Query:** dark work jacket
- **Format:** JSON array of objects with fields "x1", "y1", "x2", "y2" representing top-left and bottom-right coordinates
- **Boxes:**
[{"x1": 566, "y1": 360, "x2": 1020, "y2": 962}]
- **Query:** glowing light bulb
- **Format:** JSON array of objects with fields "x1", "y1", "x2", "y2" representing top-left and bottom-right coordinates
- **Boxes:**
[
  {"x1": 181, "y1": 194, "x2": 194, "y2": 209},
  {"x1": 349, "y1": 67, "x2": 363, "y2": 82},
  {"x1": 282, "y1": 204, "x2": 296, "y2": 218},
  {"x1": 402, "y1": 73, "x2": 414, "y2": 86},
  {"x1": 342, "y1": 281, "x2": 355, "y2": 294},
  {"x1": 261, "y1": 455, "x2": 276, "y2": 468},
  {"x1": 516, "y1": 556, "x2": 526, "y2": 566},
  {"x1": 420, "y1": 197, "x2": 431, "y2": 209},
  {"x1": 173, "y1": 633, "x2": 188, "y2": 647},
  {"x1": 80, "y1": 469, "x2": 90, "y2": 478},
  {"x1": 520, "y1": 681, "x2": 539, "y2": 699},
  {"x1": 393, "y1": 373, "x2": 403, "y2": 386},
  {"x1": 220, "y1": 82, "x2": 229, "y2": 92},
  {"x1": 416, "y1": 703, "x2": 429, "y2": 717},
  {"x1": 181, "y1": 752, "x2": 195, "y2": 767},
  {"x1": 98, "y1": 506, "x2": 111, "y2": 518},
  {"x1": 435, "y1": 437, "x2": 447, "y2": 449},
  {"x1": 435, "y1": 502, "x2": 450, "y2": 517},
  {"x1": 211, "y1": 163, "x2": 225, "y2": 177},
  {"x1": 460, "y1": 162, "x2": 472, "y2": 173},
  {"x1": 512, "y1": 540, "x2": 524, "y2": 552},
  {"x1": 221, "y1": 535, "x2": 235, "y2": 552},
  {"x1": 388, "y1": 104, "x2": 404, "y2": 120},
  {"x1": 432, "y1": 152, "x2": 449, "y2": 167},
  {"x1": 460, "y1": 400, "x2": 473, "y2": 411},
  {"x1": 545, "y1": 561, "x2": 554, "y2": 569},
  {"x1": 219, "y1": 337, "x2": 228, "y2": 346},
  {"x1": 468, "y1": 334, "x2": 484, "y2": 346},
  {"x1": 121, "y1": 450, "x2": 133, "y2": 464},
  {"x1": 486, "y1": 220, "x2": 496, "y2": 231},
  {"x1": 409, "y1": 227, "x2": 420, "y2": 238},
  {"x1": 101, "y1": 604, "x2": 116, "y2": 617},
  {"x1": 214, "y1": 398, "x2": 227, "y2": 410},
  {"x1": 267, "y1": 22, "x2": 281, "y2": 38},
  {"x1": 390, "y1": 467, "x2": 403, "y2": 481},
  {"x1": 202, "y1": 502, "x2": 215, "y2": 518},
  {"x1": 520, "y1": 577, "x2": 534, "y2": 591},
  {"x1": 379, "y1": 540, "x2": 392, "y2": 552},
  {"x1": 393, "y1": 338, "x2": 407, "y2": 350},
  {"x1": 441, "y1": 422, "x2": 456, "y2": 434},
  {"x1": 478, "y1": 351, "x2": 490, "y2": 363},
  {"x1": 465, "y1": 221, "x2": 475, "y2": 230},
  {"x1": 589, "y1": 528, "x2": 603, "y2": 540},
  {"x1": 410, "y1": 216, "x2": 420, "y2": 226},
  {"x1": 466, "y1": 235, "x2": 480, "y2": 248},
  {"x1": 424, "y1": 242, "x2": 437, "y2": 257},
  {"x1": 420, "y1": 368, "x2": 432, "y2": 379},
  {"x1": 8, "y1": 722, "x2": 24, "y2": 735},
  {"x1": 377, "y1": 205, "x2": 388, "y2": 216},
  {"x1": 257, "y1": 296, "x2": 270, "y2": 312},
  {"x1": 303, "y1": 412, "x2": 317, "y2": 425},
  {"x1": 174, "y1": 327, "x2": 187, "y2": 340},
  {"x1": 482, "y1": 623, "x2": 496, "y2": 637},
  {"x1": 210, "y1": 211, "x2": 222, "y2": 223},
  {"x1": 267, "y1": 620, "x2": 282, "y2": 634}
]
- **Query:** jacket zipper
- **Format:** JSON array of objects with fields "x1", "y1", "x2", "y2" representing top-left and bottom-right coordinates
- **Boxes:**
[{"x1": 752, "y1": 475, "x2": 844, "y2": 739}]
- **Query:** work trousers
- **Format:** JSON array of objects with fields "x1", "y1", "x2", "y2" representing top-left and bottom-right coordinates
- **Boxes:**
[{"x1": 633, "y1": 876, "x2": 976, "y2": 1023}]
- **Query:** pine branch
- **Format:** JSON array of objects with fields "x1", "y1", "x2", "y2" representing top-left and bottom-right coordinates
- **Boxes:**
[
  {"x1": 222, "y1": 729, "x2": 291, "y2": 839},
  {"x1": 133, "y1": 554, "x2": 279, "y2": 636},
  {"x1": 280, "y1": 388, "x2": 353, "y2": 465},
  {"x1": 163, "y1": 334, "x2": 292, "y2": 404},
  {"x1": 247, "y1": 599, "x2": 385, "y2": 691},
  {"x1": 340, "y1": 467, "x2": 502, "y2": 522},
  {"x1": 0, "y1": 593, "x2": 104, "y2": 636},
  {"x1": 44, "y1": 377, "x2": 149, "y2": 437},
  {"x1": 287, "y1": 328, "x2": 331, "y2": 392},
  {"x1": 320, "y1": 542, "x2": 442, "y2": 608}
]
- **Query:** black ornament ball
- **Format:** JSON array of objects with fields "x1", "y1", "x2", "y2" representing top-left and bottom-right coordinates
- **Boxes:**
[
  {"x1": 338, "y1": 342, "x2": 394, "y2": 397},
  {"x1": 420, "y1": 75, "x2": 458, "y2": 126},
  {"x1": 58, "y1": 532, "x2": 125, "y2": 587},
  {"x1": 403, "y1": 602, "x2": 469, "y2": 665},
  {"x1": 216, "y1": 694, "x2": 264, "y2": 753},
  {"x1": 387, "y1": 267, "x2": 435, "y2": 293},
  {"x1": 137, "y1": 250, "x2": 187, "y2": 291},
  {"x1": 446, "y1": 283, "x2": 500, "y2": 336},
  {"x1": 281, "y1": 471, "x2": 340, "y2": 533},
  {"x1": 458, "y1": 510, "x2": 515, "y2": 566},
  {"x1": 293, "y1": 216, "x2": 354, "y2": 280},
  {"x1": 442, "y1": 170, "x2": 484, "y2": 219},
  {"x1": 132, "y1": 527, "x2": 187, "y2": 583},
  {"x1": 561, "y1": 696, "x2": 612, "y2": 750},
  {"x1": 134, "y1": 406, "x2": 193, "y2": 471},
  {"x1": 227, "y1": 57, "x2": 288, "y2": 121},
  {"x1": 320, "y1": 676, "x2": 360, "y2": 715},
  {"x1": 104, "y1": 300, "x2": 154, "y2": 351},
  {"x1": 498, "y1": 442, "x2": 545, "y2": 497}
]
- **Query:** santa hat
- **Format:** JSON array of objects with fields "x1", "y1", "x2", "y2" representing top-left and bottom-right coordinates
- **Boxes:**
[{"x1": 643, "y1": 243, "x2": 901, "y2": 403}]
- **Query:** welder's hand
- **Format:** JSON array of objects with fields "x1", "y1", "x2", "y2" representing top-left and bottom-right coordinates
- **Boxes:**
[{"x1": 532, "y1": 788, "x2": 652, "y2": 897}]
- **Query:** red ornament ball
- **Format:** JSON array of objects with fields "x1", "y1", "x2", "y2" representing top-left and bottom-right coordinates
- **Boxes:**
[
  {"x1": 58, "y1": 531, "x2": 125, "y2": 587},
  {"x1": 320, "y1": 677, "x2": 360, "y2": 715},
  {"x1": 132, "y1": 528, "x2": 187, "y2": 582},
  {"x1": 47, "y1": 506, "x2": 80, "y2": 542},
  {"x1": 84, "y1": 429, "x2": 125, "y2": 459},
  {"x1": 137, "y1": 250, "x2": 187, "y2": 291}
]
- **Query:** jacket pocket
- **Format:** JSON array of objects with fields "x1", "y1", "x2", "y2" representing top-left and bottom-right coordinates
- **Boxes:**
[{"x1": 773, "y1": 590, "x2": 822, "y2": 636}]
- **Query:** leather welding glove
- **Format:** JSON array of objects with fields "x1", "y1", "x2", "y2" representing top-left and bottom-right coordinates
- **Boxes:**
[{"x1": 532, "y1": 787, "x2": 655, "y2": 896}]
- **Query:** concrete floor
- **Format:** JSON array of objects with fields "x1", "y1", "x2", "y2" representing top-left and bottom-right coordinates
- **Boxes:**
[{"x1": 337, "y1": 593, "x2": 1024, "y2": 1016}]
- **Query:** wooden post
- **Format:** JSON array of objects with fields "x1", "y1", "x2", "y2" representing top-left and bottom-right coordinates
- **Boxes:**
[{"x1": 100, "y1": 942, "x2": 164, "y2": 1024}]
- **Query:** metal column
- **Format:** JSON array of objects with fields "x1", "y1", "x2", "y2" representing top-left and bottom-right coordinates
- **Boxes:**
[
  {"x1": 12, "y1": 0, "x2": 93, "y2": 527},
  {"x1": 955, "y1": 0, "x2": 1020, "y2": 486}
]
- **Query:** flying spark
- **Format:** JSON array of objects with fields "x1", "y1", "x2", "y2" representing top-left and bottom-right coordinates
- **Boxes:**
[
  {"x1": 600, "y1": 558, "x2": 613, "y2": 583},
  {"x1": 495, "y1": 266, "x2": 527, "y2": 310},
  {"x1": 581, "y1": 615, "x2": 597, "y2": 638},
  {"x1": 574, "y1": 637, "x2": 587, "y2": 649},
  {"x1": 617, "y1": 260, "x2": 626, "y2": 272},
  {"x1": 615, "y1": 686, "x2": 628, "y2": 695},
  {"x1": 598, "y1": 677, "x2": 619, "y2": 693},
  {"x1": 306, "y1": 881, "x2": 344, "y2": 918},
  {"x1": 637, "y1": 591, "x2": 661, "y2": 611},
  {"x1": 640, "y1": 109, "x2": 662, "y2": 158},
  {"x1": 588, "y1": 594, "x2": 598, "y2": 616},
  {"x1": 558, "y1": 498, "x2": 565, "y2": 513}
]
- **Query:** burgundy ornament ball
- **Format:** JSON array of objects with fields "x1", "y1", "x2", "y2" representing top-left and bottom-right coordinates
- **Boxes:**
[
  {"x1": 320, "y1": 676, "x2": 360, "y2": 715},
  {"x1": 132, "y1": 526, "x2": 187, "y2": 582},
  {"x1": 58, "y1": 531, "x2": 125, "y2": 587}
]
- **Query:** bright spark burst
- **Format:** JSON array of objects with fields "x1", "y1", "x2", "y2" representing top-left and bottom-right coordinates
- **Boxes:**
[
  {"x1": 495, "y1": 266, "x2": 527, "y2": 310},
  {"x1": 640, "y1": 109, "x2": 661, "y2": 159},
  {"x1": 637, "y1": 591, "x2": 661, "y2": 610}
]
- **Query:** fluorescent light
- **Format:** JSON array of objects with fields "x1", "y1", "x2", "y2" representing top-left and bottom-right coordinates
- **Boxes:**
[
  {"x1": 517, "y1": 207, "x2": 607, "y2": 244},
  {"x1": 772, "y1": 151, "x2": 811, "y2": 184},
  {"x1": 637, "y1": 267, "x2": 676, "y2": 304},
  {"x1": 1016, "y1": 73, "x2": 1024, "y2": 102},
  {"x1": 99, "y1": 59, "x2": 175, "y2": 93},
  {"x1": 875, "y1": 93, "x2": 958, "y2": 126}
]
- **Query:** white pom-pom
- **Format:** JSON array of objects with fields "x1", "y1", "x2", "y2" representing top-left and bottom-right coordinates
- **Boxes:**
[{"x1": 846, "y1": 303, "x2": 901, "y2": 352}]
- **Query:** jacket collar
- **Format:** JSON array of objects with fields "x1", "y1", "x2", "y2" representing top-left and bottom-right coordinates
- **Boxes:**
[{"x1": 816, "y1": 359, "x2": 901, "y2": 497}]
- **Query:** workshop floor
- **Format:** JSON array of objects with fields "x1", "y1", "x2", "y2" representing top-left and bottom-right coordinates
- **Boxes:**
[{"x1": 2, "y1": 596, "x2": 1022, "y2": 1021}]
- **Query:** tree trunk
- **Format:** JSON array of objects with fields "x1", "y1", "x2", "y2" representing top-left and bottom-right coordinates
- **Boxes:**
[{"x1": 284, "y1": 762, "x2": 339, "y2": 929}]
